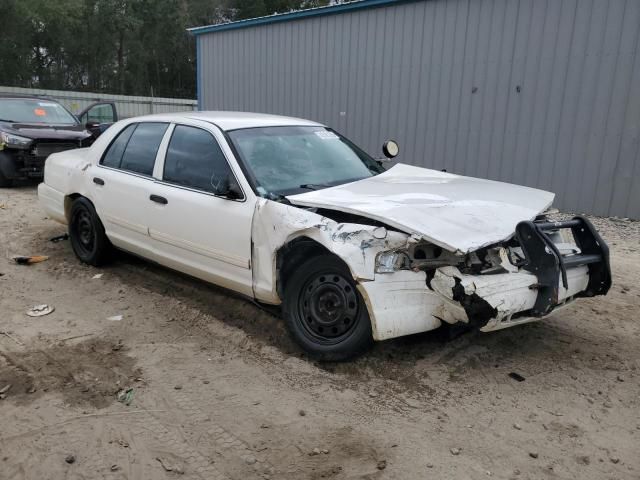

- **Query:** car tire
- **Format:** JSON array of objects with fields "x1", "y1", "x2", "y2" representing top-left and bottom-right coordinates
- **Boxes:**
[
  {"x1": 69, "y1": 197, "x2": 111, "y2": 266},
  {"x1": 283, "y1": 254, "x2": 373, "y2": 361},
  {"x1": 0, "y1": 152, "x2": 14, "y2": 187}
]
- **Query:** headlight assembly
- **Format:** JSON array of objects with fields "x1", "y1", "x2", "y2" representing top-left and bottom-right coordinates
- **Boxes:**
[
  {"x1": 0, "y1": 131, "x2": 33, "y2": 149},
  {"x1": 375, "y1": 250, "x2": 408, "y2": 273}
]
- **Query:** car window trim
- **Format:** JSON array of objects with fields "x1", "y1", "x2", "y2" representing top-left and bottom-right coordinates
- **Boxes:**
[
  {"x1": 96, "y1": 163, "x2": 157, "y2": 182},
  {"x1": 158, "y1": 123, "x2": 246, "y2": 202}
]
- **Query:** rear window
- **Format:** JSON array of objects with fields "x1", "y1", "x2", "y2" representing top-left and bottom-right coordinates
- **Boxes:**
[{"x1": 101, "y1": 122, "x2": 168, "y2": 176}]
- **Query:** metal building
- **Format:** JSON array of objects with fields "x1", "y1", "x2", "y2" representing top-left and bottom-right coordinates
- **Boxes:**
[{"x1": 190, "y1": 0, "x2": 640, "y2": 218}]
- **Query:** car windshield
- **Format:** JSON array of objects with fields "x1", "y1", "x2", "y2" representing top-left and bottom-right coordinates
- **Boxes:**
[
  {"x1": 0, "y1": 98, "x2": 78, "y2": 125},
  {"x1": 228, "y1": 126, "x2": 385, "y2": 197}
]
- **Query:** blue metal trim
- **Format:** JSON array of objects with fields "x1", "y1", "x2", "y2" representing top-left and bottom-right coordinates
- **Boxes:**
[
  {"x1": 196, "y1": 37, "x2": 202, "y2": 110},
  {"x1": 188, "y1": 0, "x2": 416, "y2": 36}
]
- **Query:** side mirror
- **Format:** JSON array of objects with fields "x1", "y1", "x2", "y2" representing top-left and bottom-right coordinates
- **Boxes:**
[
  {"x1": 382, "y1": 140, "x2": 399, "y2": 158},
  {"x1": 216, "y1": 174, "x2": 243, "y2": 200}
]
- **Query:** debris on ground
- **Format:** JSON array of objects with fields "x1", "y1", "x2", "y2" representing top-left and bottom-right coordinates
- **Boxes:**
[
  {"x1": 92, "y1": 273, "x2": 103, "y2": 279},
  {"x1": 107, "y1": 315, "x2": 123, "y2": 321},
  {"x1": 49, "y1": 233, "x2": 69, "y2": 243},
  {"x1": 12, "y1": 255, "x2": 48, "y2": 265},
  {"x1": 377, "y1": 460, "x2": 387, "y2": 470},
  {"x1": 508, "y1": 372, "x2": 526, "y2": 382},
  {"x1": 110, "y1": 465, "x2": 119, "y2": 471},
  {"x1": 0, "y1": 384, "x2": 12, "y2": 399},
  {"x1": 0, "y1": 331, "x2": 24, "y2": 346},
  {"x1": 529, "y1": 452, "x2": 539, "y2": 459},
  {"x1": 156, "y1": 457, "x2": 184, "y2": 474},
  {"x1": 450, "y1": 447, "x2": 461, "y2": 455},
  {"x1": 26, "y1": 304, "x2": 55, "y2": 317},
  {"x1": 65, "y1": 455, "x2": 76, "y2": 464},
  {"x1": 116, "y1": 387, "x2": 134, "y2": 405},
  {"x1": 298, "y1": 409, "x2": 306, "y2": 416}
]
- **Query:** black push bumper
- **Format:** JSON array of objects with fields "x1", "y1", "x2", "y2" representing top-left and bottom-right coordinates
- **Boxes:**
[{"x1": 515, "y1": 216, "x2": 611, "y2": 317}]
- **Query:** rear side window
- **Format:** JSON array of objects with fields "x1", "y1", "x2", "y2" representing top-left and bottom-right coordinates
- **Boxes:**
[
  {"x1": 163, "y1": 125, "x2": 236, "y2": 195},
  {"x1": 120, "y1": 123, "x2": 168, "y2": 176},
  {"x1": 101, "y1": 124, "x2": 136, "y2": 168}
]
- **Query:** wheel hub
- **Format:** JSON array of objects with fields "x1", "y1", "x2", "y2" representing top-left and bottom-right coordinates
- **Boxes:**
[
  {"x1": 73, "y1": 209, "x2": 95, "y2": 255},
  {"x1": 301, "y1": 273, "x2": 358, "y2": 339}
]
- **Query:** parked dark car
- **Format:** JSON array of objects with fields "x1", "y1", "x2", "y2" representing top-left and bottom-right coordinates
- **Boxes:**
[{"x1": 0, "y1": 94, "x2": 117, "y2": 186}]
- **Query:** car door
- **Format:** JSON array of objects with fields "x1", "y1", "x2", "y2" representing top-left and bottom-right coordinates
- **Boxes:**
[
  {"x1": 78, "y1": 102, "x2": 118, "y2": 138},
  {"x1": 146, "y1": 122, "x2": 255, "y2": 296},
  {"x1": 91, "y1": 121, "x2": 169, "y2": 258}
]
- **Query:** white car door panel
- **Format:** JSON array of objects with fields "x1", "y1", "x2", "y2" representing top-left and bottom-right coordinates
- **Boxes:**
[
  {"x1": 146, "y1": 123, "x2": 255, "y2": 296},
  {"x1": 90, "y1": 121, "x2": 169, "y2": 259}
]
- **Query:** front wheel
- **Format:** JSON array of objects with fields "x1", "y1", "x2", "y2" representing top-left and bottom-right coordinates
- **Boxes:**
[
  {"x1": 0, "y1": 152, "x2": 15, "y2": 187},
  {"x1": 69, "y1": 197, "x2": 111, "y2": 266},
  {"x1": 283, "y1": 254, "x2": 373, "y2": 361}
]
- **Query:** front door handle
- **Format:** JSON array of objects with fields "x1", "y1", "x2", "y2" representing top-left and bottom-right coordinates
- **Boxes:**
[
  {"x1": 150, "y1": 194, "x2": 168, "y2": 205},
  {"x1": 93, "y1": 177, "x2": 104, "y2": 186}
]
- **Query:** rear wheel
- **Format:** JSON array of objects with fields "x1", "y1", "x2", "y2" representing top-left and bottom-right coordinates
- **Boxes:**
[
  {"x1": 283, "y1": 254, "x2": 373, "y2": 361},
  {"x1": 69, "y1": 197, "x2": 111, "y2": 266}
]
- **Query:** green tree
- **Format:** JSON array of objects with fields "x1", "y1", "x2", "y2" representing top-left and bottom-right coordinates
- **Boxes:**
[{"x1": 0, "y1": 0, "x2": 334, "y2": 98}]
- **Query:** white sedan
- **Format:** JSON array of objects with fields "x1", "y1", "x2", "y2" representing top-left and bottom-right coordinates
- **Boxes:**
[{"x1": 38, "y1": 112, "x2": 611, "y2": 360}]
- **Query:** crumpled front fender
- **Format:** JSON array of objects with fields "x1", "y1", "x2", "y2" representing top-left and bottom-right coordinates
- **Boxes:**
[{"x1": 251, "y1": 199, "x2": 410, "y2": 304}]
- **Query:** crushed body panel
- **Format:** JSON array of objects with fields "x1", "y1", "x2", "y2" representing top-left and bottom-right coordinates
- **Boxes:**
[
  {"x1": 250, "y1": 199, "x2": 411, "y2": 304},
  {"x1": 286, "y1": 163, "x2": 555, "y2": 254}
]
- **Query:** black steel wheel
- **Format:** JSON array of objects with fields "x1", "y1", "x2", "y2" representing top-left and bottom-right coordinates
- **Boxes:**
[
  {"x1": 283, "y1": 254, "x2": 373, "y2": 361},
  {"x1": 69, "y1": 197, "x2": 111, "y2": 266}
]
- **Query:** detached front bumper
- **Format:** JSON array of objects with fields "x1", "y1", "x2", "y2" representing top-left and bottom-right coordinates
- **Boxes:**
[{"x1": 359, "y1": 216, "x2": 611, "y2": 341}]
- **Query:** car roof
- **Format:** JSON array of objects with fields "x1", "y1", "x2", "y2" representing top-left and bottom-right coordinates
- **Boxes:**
[{"x1": 128, "y1": 110, "x2": 324, "y2": 131}]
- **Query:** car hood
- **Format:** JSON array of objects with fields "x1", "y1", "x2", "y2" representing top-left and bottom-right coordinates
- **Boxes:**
[
  {"x1": 286, "y1": 163, "x2": 555, "y2": 254},
  {"x1": 0, "y1": 121, "x2": 91, "y2": 141}
]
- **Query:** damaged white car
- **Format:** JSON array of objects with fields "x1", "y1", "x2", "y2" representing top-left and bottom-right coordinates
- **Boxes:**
[{"x1": 38, "y1": 112, "x2": 612, "y2": 360}]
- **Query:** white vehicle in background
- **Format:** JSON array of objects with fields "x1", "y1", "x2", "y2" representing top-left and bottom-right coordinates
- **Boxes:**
[{"x1": 38, "y1": 112, "x2": 611, "y2": 360}]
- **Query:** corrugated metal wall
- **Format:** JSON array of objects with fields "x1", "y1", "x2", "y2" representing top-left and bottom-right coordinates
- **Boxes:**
[
  {"x1": 0, "y1": 85, "x2": 197, "y2": 118},
  {"x1": 198, "y1": 0, "x2": 640, "y2": 218}
]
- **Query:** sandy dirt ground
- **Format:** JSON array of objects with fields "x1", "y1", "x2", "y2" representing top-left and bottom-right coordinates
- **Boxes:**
[{"x1": 1, "y1": 186, "x2": 639, "y2": 480}]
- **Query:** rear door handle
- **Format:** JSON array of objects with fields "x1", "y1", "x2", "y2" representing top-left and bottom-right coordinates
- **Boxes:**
[
  {"x1": 93, "y1": 177, "x2": 104, "y2": 186},
  {"x1": 149, "y1": 194, "x2": 168, "y2": 205}
]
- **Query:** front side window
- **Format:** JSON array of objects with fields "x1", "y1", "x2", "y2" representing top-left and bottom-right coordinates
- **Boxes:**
[
  {"x1": 82, "y1": 103, "x2": 116, "y2": 124},
  {"x1": 227, "y1": 126, "x2": 384, "y2": 197},
  {"x1": 163, "y1": 125, "x2": 238, "y2": 196}
]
